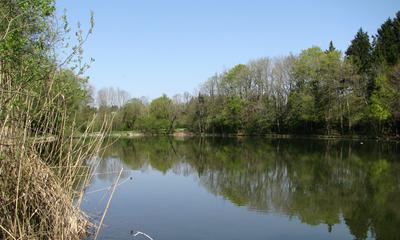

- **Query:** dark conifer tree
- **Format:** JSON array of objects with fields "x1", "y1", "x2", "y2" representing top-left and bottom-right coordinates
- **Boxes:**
[
  {"x1": 326, "y1": 41, "x2": 336, "y2": 53},
  {"x1": 346, "y1": 28, "x2": 374, "y2": 97},
  {"x1": 373, "y1": 11, "x2": 400, "y2": 66},
  {"x1": 346, "y1": 28, "x2": 372, "y2": 74}
]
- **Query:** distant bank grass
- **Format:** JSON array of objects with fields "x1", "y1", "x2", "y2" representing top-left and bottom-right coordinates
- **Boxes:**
[{"x1": 0, "y1": 89, "x2": 110, "y2": 239}]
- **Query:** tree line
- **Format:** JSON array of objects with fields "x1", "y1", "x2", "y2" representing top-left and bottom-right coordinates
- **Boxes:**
[{"x1": 82, "y1": 11, "x2": 400, "y2": 137}]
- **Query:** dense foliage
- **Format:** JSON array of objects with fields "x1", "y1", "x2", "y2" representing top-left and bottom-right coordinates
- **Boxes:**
[
  {"x1": 94, "y1": 11, "x2": 400, "y2": 137},
  {"x1": 0, "y1": 0, "x2": 94, "y2": 132},
  {"x1": 1, "y1": 1, "x2": 101, "y2": 239}
]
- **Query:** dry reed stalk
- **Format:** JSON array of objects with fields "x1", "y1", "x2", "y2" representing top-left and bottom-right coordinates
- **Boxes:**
[
  {"x1": 0, "y1": 87, "x2": 112, "y2": 239},
  {"x1": 93, "y1": 167, "x2": 124, "y2": 240}
]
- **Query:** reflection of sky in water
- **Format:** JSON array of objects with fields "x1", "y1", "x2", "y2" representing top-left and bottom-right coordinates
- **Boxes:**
[{"x1": 81, "y1": 138, "x2": 398, "y2": 240}]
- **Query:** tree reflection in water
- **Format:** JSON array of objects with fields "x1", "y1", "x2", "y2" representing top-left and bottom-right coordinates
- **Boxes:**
[{"x1": 97, "y1": 137, "x2": 400, "y2": 240}]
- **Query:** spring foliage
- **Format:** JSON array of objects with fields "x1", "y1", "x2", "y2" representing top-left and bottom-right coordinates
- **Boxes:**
[{"x1": 95, "y1": 11, "x2": 400, "y2": 137}]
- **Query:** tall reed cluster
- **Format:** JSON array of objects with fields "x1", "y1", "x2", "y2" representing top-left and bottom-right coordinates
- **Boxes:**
[
  {"x1": 0, "y1": 1, "x2": 108, "y2": 238},
  {"x1": 0, "y1": 86, "x2": 110, "y2": 239}
]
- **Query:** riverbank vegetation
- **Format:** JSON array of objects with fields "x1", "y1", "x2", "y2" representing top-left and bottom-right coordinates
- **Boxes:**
[
  {"x1": 90, "y1": 11, "x2": 400, "y2": 137},
  {"x1": 0, "y1": 1, "x2": 107, "y2": 239},
  {"x1": 1, "y1": 1, "x2": 399, "y2": 238}
]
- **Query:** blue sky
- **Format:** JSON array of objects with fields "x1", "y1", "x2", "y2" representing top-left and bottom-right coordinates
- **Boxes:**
[{"x1": 56, "y1": 0, "x2": 400, "y2": 99}]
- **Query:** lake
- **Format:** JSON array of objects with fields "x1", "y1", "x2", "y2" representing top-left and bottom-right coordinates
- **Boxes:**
[{"x1": 82, "y1": 137, "x2": 400, "y2": 240}]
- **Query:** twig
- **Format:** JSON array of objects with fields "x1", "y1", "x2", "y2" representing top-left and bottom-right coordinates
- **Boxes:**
[
  {"x1": 1, "y1": 16, "x2": 15, "y2": 40},
  {"x1": 0, "y1": 224, "x2": 16, "y2": 240},
  {"x1": 85, "y1": 176, "x2": 131, "y2": 195},
  {"x1": 93, "y1": 167, "x2": 123, "y2": 240},
  {"x1": 134, "y1": 231, "x2": 154, "y2": 240}
]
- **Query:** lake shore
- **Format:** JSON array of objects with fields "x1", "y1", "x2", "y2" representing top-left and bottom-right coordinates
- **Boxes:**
[{"x1": 78, "y1": 130, "x2": 400, "y2": 141}]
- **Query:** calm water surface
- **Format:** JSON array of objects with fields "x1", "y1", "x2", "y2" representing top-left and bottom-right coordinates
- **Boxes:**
[{"x1": 82, "y1": 137, "x2": 400, "y2": 240}]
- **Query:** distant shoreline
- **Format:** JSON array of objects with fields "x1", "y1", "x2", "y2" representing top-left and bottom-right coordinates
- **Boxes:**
[{"x1": 78, "y1": 131, "x2": 400, "y2": 142}]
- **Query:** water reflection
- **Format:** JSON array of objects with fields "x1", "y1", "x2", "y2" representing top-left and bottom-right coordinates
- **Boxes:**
[{"x1": 96, "y1": 137, "x2": 400, "y2": 240}]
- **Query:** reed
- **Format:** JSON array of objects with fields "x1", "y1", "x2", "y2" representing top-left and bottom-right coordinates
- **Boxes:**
[{"x1": 0, "y1": 88, "x2": 111, "y2": 239}]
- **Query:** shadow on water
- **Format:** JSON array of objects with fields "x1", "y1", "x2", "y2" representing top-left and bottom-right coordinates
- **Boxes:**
[{"x1": 92, "y1": 137, "x2": 400, "y2": 240}]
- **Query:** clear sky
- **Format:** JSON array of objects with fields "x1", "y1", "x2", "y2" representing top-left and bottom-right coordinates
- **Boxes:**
[{"x1": 56, "y1": 0, "x2": 400, "y2": 99}]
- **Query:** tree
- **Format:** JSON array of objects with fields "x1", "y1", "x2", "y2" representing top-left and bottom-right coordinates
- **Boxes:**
[
  {"x1": 288, "y1": 90, "x2": 316, "y2": 132},
  {"x1": 0, "y1": 0, "x2": 55, "y2": 91},
  {"x1": 51, "y1": 70, "x2": 98, "y2": 132},
  {"x1": 219, "y1": 95, "x2": 244, "y2": 133},
  {"x1": 0, "y1": 1, "x2": 102, "y2": 238},
  {"x1": 185, "y1": 94, "x2": 207, "y2": 133},
  {"x1": 346, "y1": 28, "x2": 372, "y2": 74},
  {"x1": 326, "y1": 41, "x2": 336, "y2": 53},
  {"x1": 149, "y1": 95, "x2": 178, "y2": 133},
  {"x1": 369, "y1": 63, "x2": 400, "y2": 135},
  {"x1": 289, "y1": 47, "x2": 345, "y2": 134},
  {"x1": 220, "y1": 64, "x2": 251, "y2": 98},
  {"x1": 150, "y1": 94, "x2": 172, "y2": 120},
  {"x1": 271, "y1": 56, "x2": 295, "y2": 133},
  {"x1": 346, "y1": 28, "x2": 374, "y2": 98},
  {"x1": 337, "y1": 60, "x2": 368, "y2": 134},
  {"x1": 388, "y1": 64, "x2": 400, "y2": 135},
  {"x1": 373, "y1": 11, "x2": 400, "y2": 67},
  {"x1": 289, "y1": 47, "x2": 324, "y2": 132},
  {"x1": 96, "y1": 87, "x2": 130, "y2": 108},
  {"x1": 84, "y1": 10, "x2": 400, "y2": 137},
  {"x1": 119, "y1": 98, "x2": 147, "y2": 130},
  {"x1": 54, "y1": 70, "x2": 90, "y2": 114},
  {"x1": 370, "y1": 71, "x2": 391, "y2": 134},
  {"x1": 248, "y1": 58, "x2": 272, "y2": 98}
]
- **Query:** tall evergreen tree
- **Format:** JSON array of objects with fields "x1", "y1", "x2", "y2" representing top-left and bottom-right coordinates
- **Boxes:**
[
  {"x1": 346, "y1": 28, "x2": 372, "y2": 74},
  {"x1": 326, "y1": 41, "x2": 336, "y2": 53},
  {"x1": 346, "y1": 28, "x2": 374, "y2": 97},
  {"x1": 373, "y1": 11, "x2": 400, "y2": 67}
]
